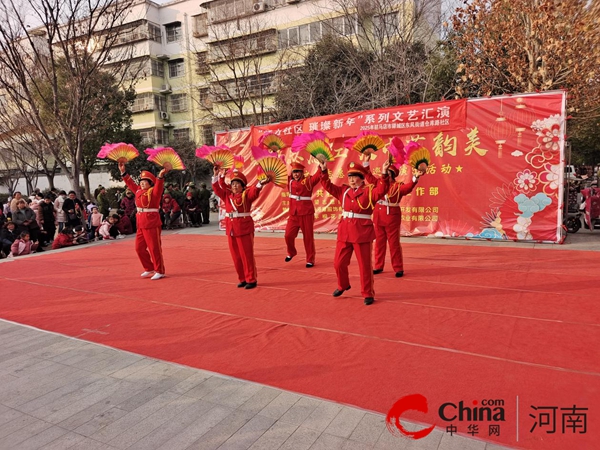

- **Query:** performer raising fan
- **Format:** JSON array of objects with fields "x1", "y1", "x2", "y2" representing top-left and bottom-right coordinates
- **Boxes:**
[
  {"x1": 365, "y1": 162, "x2": 425, "y2": 277},
  {"x1": 318, "y1": 158, "x2": 390, "y2": 305},
  {"x1": 284, "y1": 162, "x2": 321, "y2": 268},
  {"x1": 212, "y1": 166, "x2": 271, "y2": 289},
  {"x1": 119, "y1": 161, "x2": 170, "y2": 280}
]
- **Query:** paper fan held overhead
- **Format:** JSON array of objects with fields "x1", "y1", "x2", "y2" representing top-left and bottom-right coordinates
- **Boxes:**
[
  {"x1": 259, "y1": 132, "x2": 287, "y2": 153},
  {"x1": 256, "y1": 156, "x2": 287, "y2": 188},
  {"x1": 344, "y1": 131, "x2": 386, "y2": 156},
  {"x1": 97, "y1": 143, "x2": 139, "y2": 163},
  {"x1": 144, "y1": 147, "x2": 186, "y2": 171},
  {"x1": 405, "y1": 141, "x2": 431, "y2": 173},
  {"x1": 387, "y1": 137, "x2": 406, "y2": 166},
  {"x1": 291, "y1": 132, "x2": 334, "y2": 162},
  {"x1": 195, "y1": 145, "x2": 234, "y2": 170}
]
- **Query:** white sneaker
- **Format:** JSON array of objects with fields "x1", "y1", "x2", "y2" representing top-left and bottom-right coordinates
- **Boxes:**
[
  {"x1": 150, "y1": 273, "x2": 165, "y2": 280},
  {"x1": 141, "y1": 271, "x2": 154, "y2": 278}
]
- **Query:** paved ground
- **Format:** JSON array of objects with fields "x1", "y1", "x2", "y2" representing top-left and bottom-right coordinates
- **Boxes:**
[
  {"x1": 1, "y1": 215, "x2": 597, "y2": 449},
  {"x1": 0, "y1": 320, "x2": 513, "y2": 450}
]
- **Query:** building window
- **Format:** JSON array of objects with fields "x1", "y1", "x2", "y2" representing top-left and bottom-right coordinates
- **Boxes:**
[
  {"x1": 278, "y1": 17, "x2": 356, "y2": 49},
  {"x1": 131, "y1": 93, "x2": 154, "y2": 113},
  {"x1": 198, "y1": 87, "x2": 212, "y2": 108},
  {"x1": 148, "y1": 23, "x2": 162, "y2": 42},
  {"x1": 168, "y1": 59, "x2": 185, "y2": 78},
  {"x1": 165, "y1": 22, "x2": 182, "y2": 43},
  {"x1": 196, "y1": 52, "x2": 210, "y2": 75},
  {"x1": 209, "y1": 29, "x2": 277, "y2": 62},
  {"x1": 193, "y1": 14, "x2": 208, "y2": 37},
  {"x1": 156, "y1": 129, "x2": 169, "y2": 145},
  {"x1": 154, "y1": 95, "x2": 167, "y2": 112},
  {"x1": 202, "y1": 125, "x2": 214, "y2": 145},
  {"x1": 138, "y1": 128, "x2": 155, "y2": 145},
  {"x1": 151, "y1": 59, "x2": 164, "y2": 77},
  {"x1": 173, "y1": 128, "x2": 190, "y2": 141},
  {"x1": 170, "y1": 93, "x2": 188, "y2": 112}
]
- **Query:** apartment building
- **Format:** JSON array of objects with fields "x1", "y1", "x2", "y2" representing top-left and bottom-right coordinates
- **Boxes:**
[{"x1": 120, "y1": 0, "x2": 441, "y2": 147}]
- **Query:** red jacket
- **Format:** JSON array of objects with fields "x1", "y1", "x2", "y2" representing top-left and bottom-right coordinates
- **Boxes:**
[
  {"x1": 288, "y1": 171, "x2": 321, "y2": 216},
  {"x1": 212, "y1": 176, "x2": 263, "y2": 237},
  {"x1": 123, "y1": 175, "x2": 165, "y2": 229},
  {"x1": 365, "y1": 170, "x2": 417, "y2": 223},
  {"x1": 320, "y1": 169, "x2": 389, "y2": 243},
  {"x1": 161, "y1": 195, "x2": 181, "y2": 213},
  {"x1": 52, "y1": 233, "x2": 74, "y2": 249}
]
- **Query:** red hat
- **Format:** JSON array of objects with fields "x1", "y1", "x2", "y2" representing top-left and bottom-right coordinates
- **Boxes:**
[
  {"x1": 230, "y1": 169, "x2": 247, "y2": 187},
  {"x1": 388, "y1": 164, "x2": 400, "y2": 176},
  {"x1": 346, "y1": 161, "x2": 368, "y2": 178},
  {"x1": 140, "y1": 171, "x2": 156, "y2": 184},
  {"x1": 291, "y1": 162, "x2": 305, "y2": 172}
]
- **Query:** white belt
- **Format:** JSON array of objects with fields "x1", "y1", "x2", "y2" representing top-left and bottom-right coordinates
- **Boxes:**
[
  {"x1": 137, "y1": 208, "x2": 159, "y2": 213},
  {"x1": 290, "y1": 195, "x2": 312, "y2": 201},
  {"x1": 226, "y1": 212, "x2": 251, "y2": 219},
  {"x1": 377, "y1": 200, "x2": 399, "y2": 207},
  {"x1": 342, "y1": 211, "x2": 372, "y2": 220}
]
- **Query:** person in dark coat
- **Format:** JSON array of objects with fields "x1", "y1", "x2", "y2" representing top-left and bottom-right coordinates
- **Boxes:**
[{"x1": 62, "y1": 191, "x2": 84, "y2": 228}]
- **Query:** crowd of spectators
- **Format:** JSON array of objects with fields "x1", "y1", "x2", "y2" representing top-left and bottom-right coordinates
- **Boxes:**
[{"x1": 0, "y1": 181, "x2": 215, "y2": 259}]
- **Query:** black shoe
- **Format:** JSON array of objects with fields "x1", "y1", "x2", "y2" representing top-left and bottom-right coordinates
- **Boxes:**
[
  {"x1": 237, "y1": 281, "x2": 247, "y2": 288},
  {"x1": 395, "y1": 271, "x2": 404, "y2": 278},
  {"x1": 364, "y1": 297, "x2": 374, "y2": 305},
  {"x1": 245, "y1": 282, "x2": 257, "y2": 289},
  {"x1": 332, "y1": 286, "x2": 351, "y2": 297},
  {"x1": 285, "y1": 256, "x2": 293, "y2": 262},
  {"x1": 306, "y1": 263, "x2": 314, "y2": 268},
  {"x1": 373, "y1": 269, "x2": 383, "y2": 274}
]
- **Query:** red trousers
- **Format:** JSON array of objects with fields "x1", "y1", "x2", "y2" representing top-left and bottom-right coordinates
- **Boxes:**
[
  {"x1": 284, "y1": 214, "x2": 316, "y2": 264},
  {"x1": 135, "y1": 227, "x2": 165, "y2": 274},
  {"x1": 228, "y1": 234, "x2": 257, "y2": 284},
  {"x1": 374, "y1": 218, "x2": 403, "y2": 272},
  {"x1": 334, "y1": 241, "x2": 374, "y2": 298}
]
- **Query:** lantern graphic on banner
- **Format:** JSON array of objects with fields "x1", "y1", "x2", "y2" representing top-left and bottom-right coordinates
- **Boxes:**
[
  {"x1": 487, "y1": 101, "x2": 512, "y2": 158},
  {"x1": 510, "y1": 97, "x2": 537, "y2": 145}
]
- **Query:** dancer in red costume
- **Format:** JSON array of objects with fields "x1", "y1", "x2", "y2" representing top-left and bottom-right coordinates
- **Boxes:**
[
  {"x1": 319, "y1": 159, "x2": 390, "y2": 305},
  {"x1": 365, "y1": 162, "x2": 425, "y2": 277},
  {"x1": 212, "y1": 166, "x2": 270, "y2": 289},
  {"x1": 119, "y1": 162, "x2": 170, "y2": 280},
  {"x1": 284, "y1": 162, "x2": 321, "y2": 268}
]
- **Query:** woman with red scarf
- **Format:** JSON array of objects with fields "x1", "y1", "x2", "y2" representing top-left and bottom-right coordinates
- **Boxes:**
[
  {"x1": 212, "y1": 166, "x2": 270, "y2": 289},
  {"x1": 119, "y1": 162, "x2": 170, "y2": 280}
]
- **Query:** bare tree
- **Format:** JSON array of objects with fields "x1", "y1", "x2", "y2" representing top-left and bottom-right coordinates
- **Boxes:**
[
  {"x1": 192, "y1": 13, "x2": 281, "y2": 132},
  {"x1": 0, "y1": 0, "x2": 140, "y2": 197},
  {"x1": 275, "y1": 0, "x2": 453, "y2": 120}
]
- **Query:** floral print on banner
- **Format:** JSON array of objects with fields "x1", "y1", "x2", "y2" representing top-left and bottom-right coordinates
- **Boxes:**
[{"x1": 514, "y1": 169, "x2": 538, "y2": 193}]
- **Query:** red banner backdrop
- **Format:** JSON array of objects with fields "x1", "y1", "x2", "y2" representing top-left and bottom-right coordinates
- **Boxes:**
[{"x1": 216, "y1": 92, "x2": 566, "y2": 243}]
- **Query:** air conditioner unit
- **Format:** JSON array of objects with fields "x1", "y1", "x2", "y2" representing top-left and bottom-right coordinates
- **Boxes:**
[
  {"x1": 159, "y1": 84, "x2": 172, "y2": 93},
  {"x1": 156, "y1": 54, "x2": 169, "y2": 60},
  {"x1": 160, "y1": 111, "x2": 169, "y2": 120},
  {"x1": 252, "y1": 1, "x2": 267, "y2": 13},
  {"x1": 164, "y1": 123, "x2": 175, "y2": 128}
]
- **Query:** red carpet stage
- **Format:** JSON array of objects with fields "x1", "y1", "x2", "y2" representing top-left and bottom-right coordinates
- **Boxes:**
[{"x1": 1, "y1": 235, "x2": 598, "y2": 449}]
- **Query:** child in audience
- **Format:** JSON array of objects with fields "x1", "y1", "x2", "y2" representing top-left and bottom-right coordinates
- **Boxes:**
[
  {"x1": 52, "y1": 228, "x2": 75, "y2": 249},
  {"x1": 10, "y1": 231, "x2": 38, "y2": 256}
]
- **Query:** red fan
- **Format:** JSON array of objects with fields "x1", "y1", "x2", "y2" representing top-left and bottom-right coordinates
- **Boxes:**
[
  {"x1": 97, "y1": 143, "x2": 139, "y2": 163},
  {"x1": 196, "y1": 145, "x2": 234, "y2": 170},
  {"x1": 405, "y1": 141, "x2": 431, "y2": 173},
  {"x1": 291, "y1": 132, "x2": 333, "y2": 162},
  {"x1": 344, "y1": 131, "x2": 386, "y2": 156},
  {"x1": 144, "y1": 147, "x2": 185, "y2": 171},
  {"x1": 259, "y1": 132, "x2": 287, "y2": 152},
  {"x1": 387, "y1": 137, "x2": 406, "y2": 165},
  {"x1": 252, "y1": 146, "x2": 287, "y2": 187}
]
